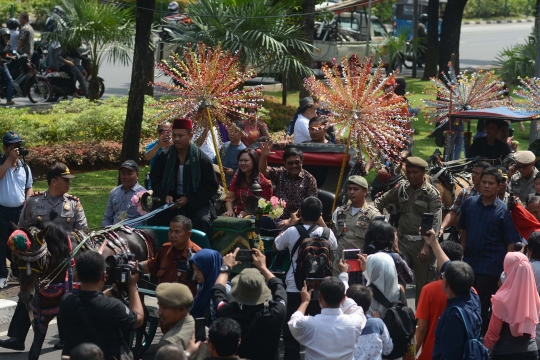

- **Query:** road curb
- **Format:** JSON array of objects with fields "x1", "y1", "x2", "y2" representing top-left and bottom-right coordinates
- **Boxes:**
[
  {"x1": 463, "y1": 18, "x2": 533, "y2": 25},
  {"x1": 0, "y1": 299, "x2": 17, "y2": 325}
]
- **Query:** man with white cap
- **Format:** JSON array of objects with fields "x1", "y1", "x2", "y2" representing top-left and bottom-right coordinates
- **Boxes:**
[
  {"x1": 211, "y1": 247, "x2": 286, "y2": 360},
  {"x1": 509, "y1": 150, "x2": 538, "y2": 203}
]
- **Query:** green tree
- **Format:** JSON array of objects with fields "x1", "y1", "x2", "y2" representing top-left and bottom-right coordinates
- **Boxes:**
[
  {"x1": 166, "y1": 0, "x2": 314, "y2": 86},
  {"x1": 57, "y1": 0, "x2": 135, "y2": 100}
]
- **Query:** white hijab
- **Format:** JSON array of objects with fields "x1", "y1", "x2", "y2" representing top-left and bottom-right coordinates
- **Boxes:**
[{"x1": 365, "y1": 252, "x2": 400, "y2": 317}]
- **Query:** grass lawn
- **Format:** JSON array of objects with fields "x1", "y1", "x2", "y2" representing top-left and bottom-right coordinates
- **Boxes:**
[{"x1": 33, "y1": 77, "x2": 531, "y2": 228}]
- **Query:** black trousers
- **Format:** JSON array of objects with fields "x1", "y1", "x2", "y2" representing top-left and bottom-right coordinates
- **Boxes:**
[
  {"x1": 0, "y1": 204, "x2": 23, "y2": 278},
  {"x1": 282, "y1": 292, "x2": 321, "y2": 360},
  {"x1": 492, "y1": 351, "x2": 538, "y2": 360},
  {"x1": 7, "y1": 300, "x2": 30, "y2": 341},
  {"x1": 147, "y1": 203, "x2": 216, "y2": 238},
  {"x1": 474, "y1": 273, "x2": 500, "y2": 336}
]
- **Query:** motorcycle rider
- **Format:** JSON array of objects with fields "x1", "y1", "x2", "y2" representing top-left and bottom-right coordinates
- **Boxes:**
[
  {"x1": 164, "y1": 2, "x2": 180, "y2": 17},
  {"x1": 6, "y1": 18, "x2": 19, "y2": 51},
  {"x1": 0, "y1": 28, "x2": 15, "y2": 105},
  {"x1": 65, "y1": 42, "x2": 88, "y2": 97},
  {"x1": 45, "y1": 39, "x2": 79, "y2": 99},
  {"x1": 44, "y1": 5, "x2": 66, "y2": 35},
  {"x1": 416, "y1": 14, "x2": 428, "y2": 68}
]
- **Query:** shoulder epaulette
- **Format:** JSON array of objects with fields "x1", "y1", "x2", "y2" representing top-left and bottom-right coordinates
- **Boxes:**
[
  {"x1": 31, "y1": 191, "x2": 44, "y2": 197},
  {"x1": 65, "y1": 193, "x2": 80, "y2": 202}
]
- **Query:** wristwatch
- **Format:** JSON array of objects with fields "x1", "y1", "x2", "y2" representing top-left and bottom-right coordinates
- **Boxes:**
[
  {"x1": 183, "y1": 350, "x2": 191, "y2": 359},
  {"x1": 220, "y1": 265, "x2": 231, "y2": 274}
]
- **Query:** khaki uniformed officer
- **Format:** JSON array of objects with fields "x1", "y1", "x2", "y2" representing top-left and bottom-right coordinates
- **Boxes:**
[
  {"x1": 332, "y1": 175, "x2": 379, "y2": 276},
  {"x1": 18, "y1": 162, "x2": 88, "y2": 233},
  {"x1": 156, "y1": 282, "x2": 208, "y2": 359},
  {"x1": 374, "y1": 157, "x2": 442, "y2": 305},
  {"x1": 509, "y1": 150, "x2": 538, "y2": 203}
]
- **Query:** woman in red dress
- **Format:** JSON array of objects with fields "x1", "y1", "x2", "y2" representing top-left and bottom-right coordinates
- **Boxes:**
[{"x1": 223, "y1": 148, "x2": 273, "y2": 217}]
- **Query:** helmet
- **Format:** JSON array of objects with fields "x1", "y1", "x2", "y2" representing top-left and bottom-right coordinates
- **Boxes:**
[
  {"x1": 419, "y1": 13, "x2": 428, "y2": 24},
  {"x1": 168, "y1": 1, "x2": 179, "y2": 11},
  {"x1": 6, "y1": 18, "x2": 19, "y2": 30},
  {"x1": 53, "y1": 5, "x2": 65, "y2": 16},
  {"x1": 0, "y1": 28, "x2": 10, "y2": 37}
]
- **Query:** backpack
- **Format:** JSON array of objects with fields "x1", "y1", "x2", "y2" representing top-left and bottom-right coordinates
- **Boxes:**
[
  {"x1": 289, "y1": 224, "x2": 332, "y2": 290},
  {"x1": 450, "y1": 306, "x2": 489, "y2": 360},
  {"x1": 369, "y1": 284, "x2": 416, "y2": 359}
]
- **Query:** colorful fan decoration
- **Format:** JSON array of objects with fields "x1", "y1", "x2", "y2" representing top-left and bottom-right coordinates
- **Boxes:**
[
  {"x1": 151, "y1": 43, "x2": 264, "y2": 191},
  {"x1": 423, "y1": 62, "x2": 509, "y2": 126},
  {"x1": 512, "y1": 77, "x2": 540, "y2": 119},
  {"x1": 303, "y1": 54, "x2": 413, "y2": 168}
]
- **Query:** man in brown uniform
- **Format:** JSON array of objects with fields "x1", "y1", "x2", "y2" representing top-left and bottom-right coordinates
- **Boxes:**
[{"x1": 140, "y1": 215, "x2": 201, "y2": 296}]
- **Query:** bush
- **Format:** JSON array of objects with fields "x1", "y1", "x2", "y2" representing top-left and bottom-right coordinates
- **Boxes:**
[
  {"x1": 25, "y1": 141, "x2": 146, "y2": 169},
  {"x1": 262, "y1": 96, "x2": 297, "y2": 132},
  {"x1": 494, "y1": 34, "x2": 536, "y2": 85},
  {"x1": 463, "y1": 0, "x2": 531, "y2": 18},
  {"x1": 0, "y1": 96, "x2": 159, "y2": 147}
]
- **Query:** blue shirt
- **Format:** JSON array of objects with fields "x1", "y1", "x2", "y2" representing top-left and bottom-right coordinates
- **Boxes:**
[
  {"x1": 145, "y1": 140, "x2": 166, "y2": 189},
  {"x1": 0, "y1": 159, "x2": 32, "y2": 207},
  {"x1": 433, "y1": 288, "x2": 482, "y2": 360},
  {"x1": 459, "y1": 195, "x2": 520, "y2": 277},
  {"x1": 102, "y1": 182, "x2": 146, "y2": 226},
  {"x1": 213, "y1": 141, "x2": 246, "y2": 186}
]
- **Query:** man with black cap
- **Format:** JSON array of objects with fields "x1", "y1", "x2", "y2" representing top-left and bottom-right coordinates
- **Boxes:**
[
  {"x1": 0, "y1": 161, "x2": 87, "y2": 351},
  {"x1": 211, "y1": 247, "x2": 286, "y2": 360},
  {"x1": 468, "y1": 119, "x2": 511, "y2": 162},
  {"x1": 0, "y1": 131, "x2": 33, "y2": 288},
  {"x1": 332, "y1": 175, "x2": 379, "y2": 277},
  {"x1": 102, "y1": 160, "x2": 146, "y2": 226},
  {"x1": 156, "y1": 282, "x2": 207, "y2": 359},
  {"x1": 374, "y1": 156, "x2": 442, "y2": 305},
  {"x1": 150, "y1": 118, "x2": 219, "y2": 236},
  {"x1": 293, "y1": 97, "x2": 317, "y2": 144},
  {"x1": 509, "y1": 150, "x2": 538, "y2": 203}
]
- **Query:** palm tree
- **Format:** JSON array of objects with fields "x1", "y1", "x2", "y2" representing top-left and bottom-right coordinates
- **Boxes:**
[
  {"x1": 165, "y1": 0, "x2": 314, "y2": 85},
  {"x1": 56, "y1": 0, "x2": 135, "y2": 100}
]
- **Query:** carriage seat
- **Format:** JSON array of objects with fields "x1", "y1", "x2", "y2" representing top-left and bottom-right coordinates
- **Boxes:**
[{"x1": 318, "y1": 189, "x2": 335, "y2": 224}]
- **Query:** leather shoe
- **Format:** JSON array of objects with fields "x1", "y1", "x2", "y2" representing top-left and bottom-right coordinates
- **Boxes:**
[
  {"x1": 53, "y1": 340, "x2": 64, "y2": 350},
  {"x1": 0, "y1": 337, "x2": 25, "y2": 351}
]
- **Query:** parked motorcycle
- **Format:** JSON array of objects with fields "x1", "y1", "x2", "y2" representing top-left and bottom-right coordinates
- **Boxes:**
[
  {"x1": 1, "y1": 52, "x2": 52, "y2": 103},
  {"x1": 75, "y1": 49, "x2": 105, "y2": 98}
]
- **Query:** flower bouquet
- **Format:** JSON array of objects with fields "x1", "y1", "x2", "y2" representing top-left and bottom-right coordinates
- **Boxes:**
[
  {"x1": 258, "y1": 196, "x2": 287, "y2": 219},
  {"x1": 131, "y1": 190, "x2": 153, "y2": 216}
]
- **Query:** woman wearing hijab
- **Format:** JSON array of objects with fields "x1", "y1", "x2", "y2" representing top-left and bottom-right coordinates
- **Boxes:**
[
  {"x1": 362, "y1": 252, "x2": 406, "y2": 318},
  {"x1": 189, "y1": 248, "x2": 223, "y2": 322},
  {"x1": 484, "y1": 252, "x2": 540, "y2": 359}
]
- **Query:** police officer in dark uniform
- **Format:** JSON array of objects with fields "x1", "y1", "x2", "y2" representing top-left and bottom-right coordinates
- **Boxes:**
[{"x1": 0, "y1": 162, "x2": 88, "y2": 351}]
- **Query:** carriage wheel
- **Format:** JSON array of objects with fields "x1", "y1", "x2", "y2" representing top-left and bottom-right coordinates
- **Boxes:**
[{"x1": 129, "y1": 308, "x2": 159, "y2": 355}]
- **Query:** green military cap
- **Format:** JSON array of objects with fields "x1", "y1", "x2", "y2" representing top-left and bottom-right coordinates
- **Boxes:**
[
  {"x1": 406, "y1": 156, "x2": 428, "y2": 169},
  {"x1": 348, "y1": 175, "x2": 368, "y2": 189},
  {"x1": 156, "y1": 283, "x2": 193, "y2": 308},
  {"x1": 514, "y1": 150, "x2": 535, "y2": 164}
]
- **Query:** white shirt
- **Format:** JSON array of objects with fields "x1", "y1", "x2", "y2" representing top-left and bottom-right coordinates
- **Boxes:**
[
  {"x1": 288, "y1": 305, "x2": 366, "y2": 360},
  {"x1": 9, "y1": 30, "x2": 19, "y2": 50},
  {"x1": 196, "y1": 127, "x2": 219, "y2": 160},
  {"x1": 274, "y1": 225, "x2": 338, "y2": 292},
  {"x1": 293, "y1": 114, "x2": 311, "y2": 143},
  {"x1": 0, "y1": 160, "x2": 32, "y2": 207}
]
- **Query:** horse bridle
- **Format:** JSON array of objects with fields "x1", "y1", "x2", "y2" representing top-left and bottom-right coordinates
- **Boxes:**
[{"x1": 14, "y1": 227, "x2": 50, "y2": 277}]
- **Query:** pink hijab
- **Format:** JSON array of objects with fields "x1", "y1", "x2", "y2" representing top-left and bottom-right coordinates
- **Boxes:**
[{"x1": 491, "y1": 252, "x2": 540, "y2": 336}]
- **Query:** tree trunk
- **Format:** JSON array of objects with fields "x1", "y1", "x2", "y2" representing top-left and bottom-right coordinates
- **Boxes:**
[
  {"x1": 145, "y1": 45, "x2": 155, "y2": 97},
  {"x1": 438, "y1": 0, "x2": 468, "y2": 78},
  {"x1": 121, "y1": 0, "x2": 156, "y2": 162},
  {"x1": 422, "y1": 0, "x2": 439, "y2": 80},
  {"x1": 299, "y1": 0, "x2": 315, "y2": 99}
]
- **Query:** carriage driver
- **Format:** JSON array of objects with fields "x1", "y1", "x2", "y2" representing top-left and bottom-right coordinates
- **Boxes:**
[
  {"x1": 374, "y1": 156, "x2": 442, "y2": 305},
  {"x1": 0, "y1": 161, "x2": 88, "y2": 351},
  {"x1": 331, "y1": 175, "x2": 379, "y2": 277}
]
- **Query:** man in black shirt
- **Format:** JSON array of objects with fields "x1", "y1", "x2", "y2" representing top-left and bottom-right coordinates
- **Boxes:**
[
  {"x1": 468, "y1": 119, "x2": 511, "y2": 163},
  {"x1": 58, "y1": 251, "x2": 144, "y2": 359},
  {"x1": 211, "y1": 248, "x2": 286, "y2": 360}
]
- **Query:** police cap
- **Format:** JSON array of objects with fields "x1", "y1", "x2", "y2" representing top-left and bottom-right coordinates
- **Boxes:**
[
  {"x1": 514, "y1": 150, "x2": 536, "y2": 164},
  {"x1": 348, "y1": 175, "x2": 368, "y2": 189},
  {"x1": 405, "y1": 156, "x2": 428, "y2": 169},
  {"x1": 156, "y1": 283, "x2": 193, "y2": 308},
  {"x1": 47, "y1": 162, "x2": 76, "y2": 183}
]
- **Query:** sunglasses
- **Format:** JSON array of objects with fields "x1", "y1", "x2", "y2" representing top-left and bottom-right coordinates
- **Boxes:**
[
  {"x1": 158, "y1": 128, "x2": 169, "y2": 134},
  {"x1": 286, "y1": 160, "x2": 302, "y2": 166}
]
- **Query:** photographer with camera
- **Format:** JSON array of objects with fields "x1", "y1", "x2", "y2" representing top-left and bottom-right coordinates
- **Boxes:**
[
  {"x1": 0, "y1": 131, "x2": 33, "y2": 288},
  {"x1": 58, "y1": 251, "x2": 144, "y2": 360},
  {"x1": 139, "y1": 215, "x2": 202, "y2": 296},
  {"x1": 211, "y1": 247, "x2": 286, "y2": 360}
]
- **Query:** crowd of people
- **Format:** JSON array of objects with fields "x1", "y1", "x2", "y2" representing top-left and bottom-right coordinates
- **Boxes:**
[{"x1": 2, "y1": 43, "x2": 540, "y2": 359}]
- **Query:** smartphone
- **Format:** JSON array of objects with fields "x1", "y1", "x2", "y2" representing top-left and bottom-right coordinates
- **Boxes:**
[
  {"x1": 343, "y1": 249, "x2": 361, "y2": 272},
  {"x1": 421, "y1": 213, "x2": 434, "y2": 237},
  {"x1": 195, "y1": 317, "x2": 206, "y2": 342},
  {"x1": 306, "y1": 278, "x2": 324, "y2": 301},
  {"x1": 236, "y1": 249, "x2": 254, "y2": 263}
]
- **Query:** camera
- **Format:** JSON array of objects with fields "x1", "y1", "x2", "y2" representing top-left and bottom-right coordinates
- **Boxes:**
[
  {"x1": 106, "y1": 253, "x2": 137, "y2": 285},
  {"x1": 17, "y1": 145, "x2": 28, "y2": 157}
]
